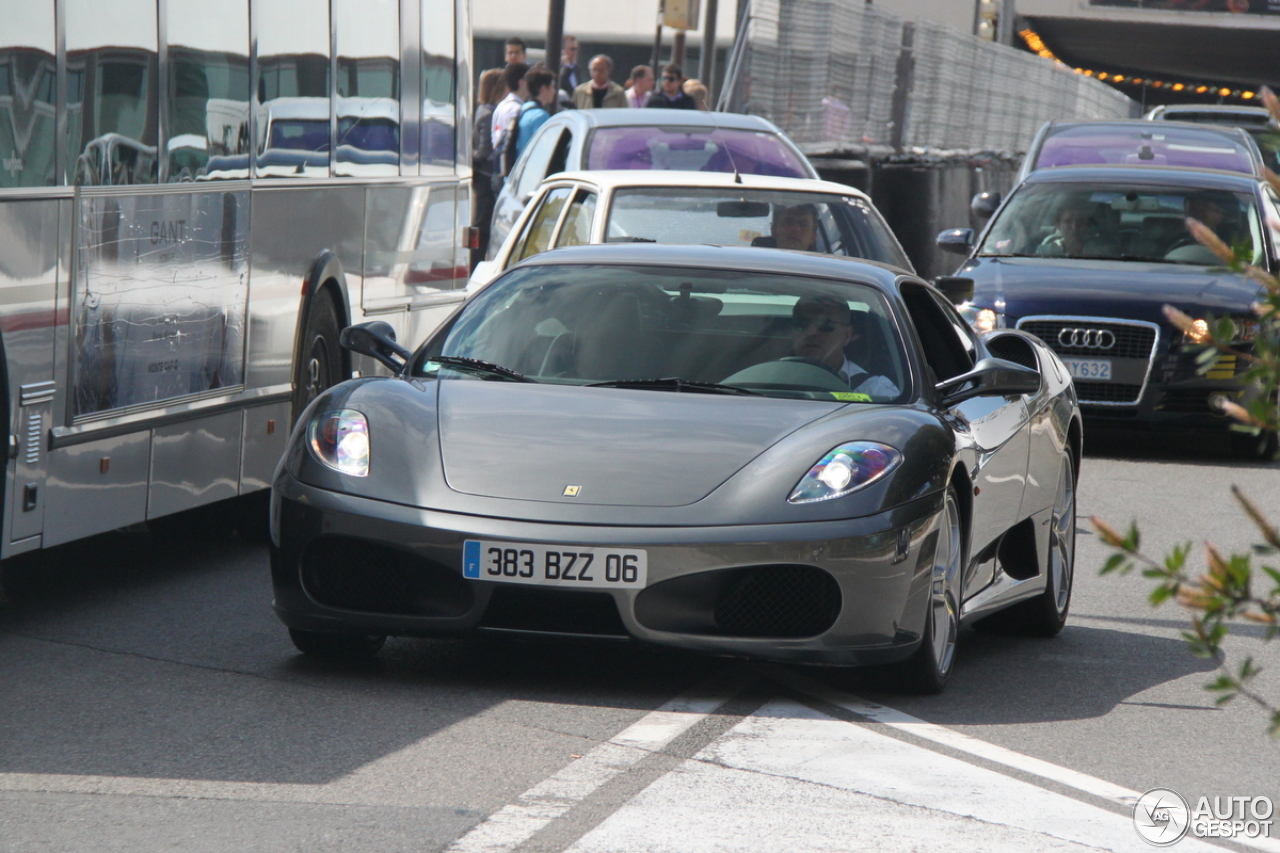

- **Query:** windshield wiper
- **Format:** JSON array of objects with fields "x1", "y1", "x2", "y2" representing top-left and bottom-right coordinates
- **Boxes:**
[
  {"x1": 426, "y1": 356, "x2": 535, "y2": 383},
  {"x1": 586, "y1": 377, "x2": 762, "y2": 395}
]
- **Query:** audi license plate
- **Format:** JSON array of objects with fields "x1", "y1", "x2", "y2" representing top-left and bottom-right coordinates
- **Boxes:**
[
  {"x1": 1064, "y1": 358, "x2": 1111, "y2": 381},
  {"x1": 463, "y1": 540, "x2": 648, "y2": 588}
]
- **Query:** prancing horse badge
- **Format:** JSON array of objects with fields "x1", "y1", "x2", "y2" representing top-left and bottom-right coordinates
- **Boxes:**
[{"x1": 563, "y1": 485, "x2": 582, "y2": 497}]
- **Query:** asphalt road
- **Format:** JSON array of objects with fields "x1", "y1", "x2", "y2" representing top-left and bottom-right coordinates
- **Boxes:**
[{"x1": 0, "y1": 428, "x2": 1277, "y2": 852}]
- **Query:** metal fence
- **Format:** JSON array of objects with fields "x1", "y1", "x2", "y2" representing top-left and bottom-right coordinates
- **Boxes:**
[{"x1": 735, "y1": 0, "x2": 1138, "y2": 158}]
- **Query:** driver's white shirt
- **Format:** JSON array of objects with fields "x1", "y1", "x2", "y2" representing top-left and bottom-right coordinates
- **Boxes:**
[{"x1": 840, "y1": 357, "x2": 899, "y2": 398}]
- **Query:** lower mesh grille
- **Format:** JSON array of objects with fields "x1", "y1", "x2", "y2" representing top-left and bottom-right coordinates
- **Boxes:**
[
  {"x1": 481, "y1": 586, "x2": 627, "y2": 636},
  {"x1": 1075, "y1": 381, "x2": 1142, "y2": 404},
  {"x1": 714, "y1": 565, "x2": 841, "y2": 637},
  {"x1": 302, "y1": 537, "x2": 473, "y2": 617},
  {"x1": 635, "y1": 564, "x2": 842, "y2": 639}
]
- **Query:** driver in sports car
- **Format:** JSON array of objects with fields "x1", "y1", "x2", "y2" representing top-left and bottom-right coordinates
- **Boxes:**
[{"x1": 789, "y1": 295, "x2": 900, "y2": 398}]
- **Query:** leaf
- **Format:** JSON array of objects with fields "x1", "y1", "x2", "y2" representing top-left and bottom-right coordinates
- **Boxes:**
[{"x1": 1101, "y1": 552, "x2": 1128, "y2": 575}]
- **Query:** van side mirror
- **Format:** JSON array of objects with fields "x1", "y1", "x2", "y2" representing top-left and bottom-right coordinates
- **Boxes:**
[
  {"x1": 934, "y1": 276, "x2": 975, "y2": 305},
  {"x1": 936, "y1": 228, "x2": 974, "y2": 256},
  {"x1": 340, "y1": 321, "x2": 411, "y2": 372},
  {"x1": 971, "y1": 191, "x2": 1001, "y2": 221}
]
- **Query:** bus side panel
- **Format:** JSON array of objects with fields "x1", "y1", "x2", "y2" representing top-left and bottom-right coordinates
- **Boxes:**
[
  {"x1": 247, "y1": 186, "x2": 367, "y2": 391},
  {"x1": 148, "y1": 411, "x2": 242, "y2": 519},
  {"x1": 241, "y1": 401, "x2": 291, "y2": 493},
  {"x1": 0, "y1": 197, "x2": 62, "y2": 556},
  {"x1": 44, "y1": 432, "x2": 151, "y2": 548}
]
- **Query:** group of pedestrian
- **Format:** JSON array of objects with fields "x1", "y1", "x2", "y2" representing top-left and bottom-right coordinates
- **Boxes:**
[{"x1": 470, "y1": 35, "x2": 712, "y2": 263}]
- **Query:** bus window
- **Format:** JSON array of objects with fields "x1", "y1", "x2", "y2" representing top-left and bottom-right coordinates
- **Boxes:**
[
  {"x1": 421, "y1": 0, "x2": 456, "y2": 170},
  {"x1": 336, "y1": 0, "x2": 400, "y2": 177},
  {"x1": 165, "y1": 0, "x2": 250, "y2": 182},
  {"x1": 256, "y1": 0, "x2": 331, "y2": 178},
  {"x1": 65, "y1": 0, "x2": 158, "y2": 186},
  {"x1": 0, "y1": 0, "x2": 56, "y2": 188}
]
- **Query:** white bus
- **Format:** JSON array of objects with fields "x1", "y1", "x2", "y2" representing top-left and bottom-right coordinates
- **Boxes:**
[{"x1": 0, "y1": 0, "x2": 472, "y2": 553}]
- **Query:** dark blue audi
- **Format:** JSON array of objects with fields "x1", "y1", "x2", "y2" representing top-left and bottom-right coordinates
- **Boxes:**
[{"x1": 938, "y1": 165, "x2": 1279, "y2": 457}]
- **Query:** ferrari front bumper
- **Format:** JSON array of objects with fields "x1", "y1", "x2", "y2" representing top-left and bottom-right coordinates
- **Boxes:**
[{"x1": 270, "y1": 473, "x2": 948, "y2": 666}]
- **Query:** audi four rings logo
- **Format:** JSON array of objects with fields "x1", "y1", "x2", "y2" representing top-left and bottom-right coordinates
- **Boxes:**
[{"x1": 1058, "y1": 327, "x2": 1116, "y2": 349}]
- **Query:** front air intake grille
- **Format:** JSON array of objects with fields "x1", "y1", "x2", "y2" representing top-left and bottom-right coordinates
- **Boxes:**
[
  {"x1": 1019, "y1": 319, "x2": 1157, "y2": 360},
  {"x1": 714, "y1": 565, "x2": 841, "y2": 637},
  {"x1": 301, "y1": 536, "x2": 474, "y2": 617},
  {"x1": 480, "y1": 586, "x2": 627, "y2": 636},
  {"x1": 1075, "y1": 382, "x2": 1143, "y2": 404},
  {"x1": 635, "y1": 564, "x2": 841, "y2": 639}
]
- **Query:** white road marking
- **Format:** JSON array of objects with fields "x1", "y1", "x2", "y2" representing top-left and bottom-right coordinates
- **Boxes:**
[
  {"x1": 775, "y1": 670, "x2": 1280, "y2": 853},
  {"x1": 568, "y1": 697, "x2": 1238, "y2": 853},
  {"x1": 772, "y1": 667, "x2": 1141, "y2": 804},
  {"x1": 442, "y1": 672, "x2": 746, "y2": 853}
]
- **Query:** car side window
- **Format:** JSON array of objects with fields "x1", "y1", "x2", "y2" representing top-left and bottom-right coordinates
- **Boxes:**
[
  {"x1": 899, "y1": 281, "x2": 975, "y2": 383},
  {"x1": 556, "y1": 190, "x2": 597, "y2": 248},
  {"x1": 514, "y1": 186, "x2": 572, "y2": 262},
  {"x1": 513, "y1": 128, "x2": 563, "y2": 202}
]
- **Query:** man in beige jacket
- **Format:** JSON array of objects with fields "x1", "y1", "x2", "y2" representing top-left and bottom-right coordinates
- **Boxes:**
[{"x1": 572, "y1": 55, "x2": 627, "y2": 109}]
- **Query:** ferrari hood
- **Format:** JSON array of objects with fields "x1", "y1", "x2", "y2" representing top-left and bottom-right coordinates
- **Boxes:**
[{"x1": 438, "y1": 381, "x2": 841, "y2": 507}]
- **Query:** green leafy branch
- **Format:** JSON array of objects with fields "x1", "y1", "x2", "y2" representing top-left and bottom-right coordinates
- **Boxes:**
[
  {"x1": 1094, "y1": 88, "x2": 1280, "y2": 736},
  {"x1": 1093, "y1": 504, "x2": 1280, "y2": 736}
]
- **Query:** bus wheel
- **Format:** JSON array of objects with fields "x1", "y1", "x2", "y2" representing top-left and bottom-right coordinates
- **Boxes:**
[{"x1": 293, "y1": 291, "x2": 343, "y2": 424}]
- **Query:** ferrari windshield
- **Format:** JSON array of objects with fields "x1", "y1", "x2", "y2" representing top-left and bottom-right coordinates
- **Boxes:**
[
  {"x1": 605, "y1": 188, "x2": 913, "y2": 270},
  {"x1": 417, "y1": 264, "x2": 909, "y2": 404},
  {"x1": 585, "y1": 127, "x2": 810, "y2": 177},
  {"x1": 978, "y1": 181, "x2": 1263, "y2": 266}
]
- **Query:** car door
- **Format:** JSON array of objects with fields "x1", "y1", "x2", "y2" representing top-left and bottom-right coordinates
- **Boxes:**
[
  {"x1": 900, "y1": 282, "x2": 1031, "y2": 578},
  {"x1": 489, "y1": 125, "x2": 566, "y2": 256}
]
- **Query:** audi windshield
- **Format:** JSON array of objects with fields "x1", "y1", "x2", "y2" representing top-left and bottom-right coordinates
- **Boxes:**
[{"x1": 978, "y1": 182, "x2": 1264, "y2": 266}]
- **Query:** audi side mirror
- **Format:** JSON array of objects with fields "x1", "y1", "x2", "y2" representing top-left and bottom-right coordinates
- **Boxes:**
[{"x1": 936, "y1": 228, "x2": 974, "y2": 256}]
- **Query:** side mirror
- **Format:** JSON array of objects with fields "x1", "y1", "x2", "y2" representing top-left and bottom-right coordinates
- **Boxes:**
[
  {"x1": 970, "y1": 191, "x2": 1001, "y2": 221},
  {"x1": 936, "y1": 228, "x2": 974, "y2": 256},
  {"x1": 935, "y1": 357, "x2": 1040, "y2": 406},
  {"x1": 934, "y1": 276, "x2": 974, "y2": 305},
  {"x1": 340, "y1": 321, "x2": 412, "y2": 372}
]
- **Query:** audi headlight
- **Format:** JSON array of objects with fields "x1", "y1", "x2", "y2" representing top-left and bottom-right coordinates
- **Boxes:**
[
  {"x1": 1182, "y1": 316, "x2": 1257, "y2": 346},
  {"x1": 308, "y1": 409, "x2": 370, "y2": 477},
  {"x1": 788, "y1": 442, "x2": 903, "y2": 504},
  {"x1": 958, "y1": 304, "x2": 1001, "y2": 333}
]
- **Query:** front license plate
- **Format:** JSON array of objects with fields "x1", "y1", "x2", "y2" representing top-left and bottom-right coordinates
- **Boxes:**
[
  {"x1": 1064, "y1": 358, "x2": 1112, "y2": 381},
  {"x1": 463, "y1": 540, "x2": 648, "y2": 588}
]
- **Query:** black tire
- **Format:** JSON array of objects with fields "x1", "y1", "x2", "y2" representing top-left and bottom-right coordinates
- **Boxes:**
[
  {"x1": 893, "y1": 486, "x2": 963, "y2": 694},
  {"x1": 288, "y1": 628, "x2": 386, "y2": 659},
  {"x1": 292, "y1": 291, "x2": 344, "y2": 426},
  {"x1": 975, "y1": 456, "x2": 1076, "y2": 637}
]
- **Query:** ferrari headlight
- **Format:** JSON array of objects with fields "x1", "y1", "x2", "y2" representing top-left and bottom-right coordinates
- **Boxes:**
[
  {"x1": 308, "y1": 409, "x2": 370, "y2": 477},
  {"x1": 788, "y1": 442, "x2": 902, "y2": 504}
]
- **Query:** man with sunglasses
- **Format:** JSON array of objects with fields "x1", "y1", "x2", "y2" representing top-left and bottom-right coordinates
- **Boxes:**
[
  {"x1": 789, "y1": 296, "x2": 900, "y2": 398},
  {"x1": 646, "y1": 63, "x2": 696, "y2": 109}
]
